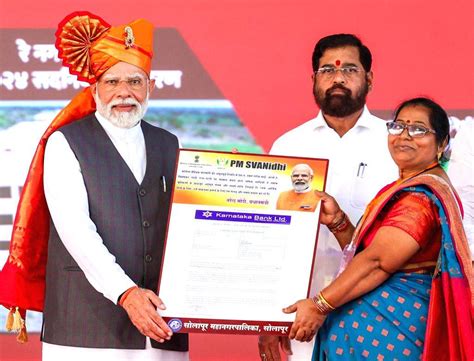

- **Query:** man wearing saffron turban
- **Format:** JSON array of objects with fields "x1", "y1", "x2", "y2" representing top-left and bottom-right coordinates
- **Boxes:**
[{"x1": 0, "y1": 11, "x2": 189, "y2": 360}]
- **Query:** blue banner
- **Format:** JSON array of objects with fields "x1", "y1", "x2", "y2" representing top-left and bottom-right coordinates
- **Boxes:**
[{"x1": 195, "y1": 209, "x2": 291, "y2": 225}]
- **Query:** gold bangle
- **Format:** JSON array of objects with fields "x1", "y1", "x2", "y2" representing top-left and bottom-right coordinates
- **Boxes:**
[
  {"x1": 319, "y1": 291, "x2": 336, "y2": 310},
  {"x1": 311, "y1": 292, "x2": 336, "y2": 315}
]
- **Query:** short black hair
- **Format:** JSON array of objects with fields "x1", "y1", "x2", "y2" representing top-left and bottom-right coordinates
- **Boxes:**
[
  {"x1": 394, "y1": 97, "x2": 450, "y2": 146},
  {"x1": 312, "y1": 34, "x2": 372, "y2": 72}
]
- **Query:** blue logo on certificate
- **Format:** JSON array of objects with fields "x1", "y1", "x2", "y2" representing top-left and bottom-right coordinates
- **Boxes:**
[
  {"x1": 195, "y1": 210, "x2": 291, "y2": 224},
  {"x1": 168, "y1": 318, "x2": 183, "y2": 332}
]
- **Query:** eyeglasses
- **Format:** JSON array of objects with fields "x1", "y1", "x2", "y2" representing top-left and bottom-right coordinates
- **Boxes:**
[
  {"x1": 315, "y1": 66, "x2": 363, "y2": 79},
  {"x1": 386, "y1": 121, "x2": 436, "y2": 138},
  {"x1": 98, "y1": 77, "x2": 148, "y2": 91}
]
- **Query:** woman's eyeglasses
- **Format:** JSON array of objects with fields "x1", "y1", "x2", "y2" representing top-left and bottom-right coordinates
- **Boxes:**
[{"x1": 386, "y1": 121, "x2": 436, "y2": 138}]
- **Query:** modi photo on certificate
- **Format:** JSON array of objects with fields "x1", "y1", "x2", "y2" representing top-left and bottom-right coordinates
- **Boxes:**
[{"x1": 158, "y1": 150, "x2": 329, "y2": 335}]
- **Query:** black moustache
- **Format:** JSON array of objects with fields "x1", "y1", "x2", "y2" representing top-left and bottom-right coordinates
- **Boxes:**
[{"x1": 326, "y1": 85, "x2": 351, "y2": 95}]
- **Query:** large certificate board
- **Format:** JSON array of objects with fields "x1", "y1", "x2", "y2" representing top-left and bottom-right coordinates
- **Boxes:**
[{"x1": 158, "y1": 150, "x2": 329, "y2": 335}]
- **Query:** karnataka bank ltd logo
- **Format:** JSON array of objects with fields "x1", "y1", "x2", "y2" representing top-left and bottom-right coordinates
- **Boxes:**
[{"x1": 202, "y1": 210, "x2": 213, "y2": 218}]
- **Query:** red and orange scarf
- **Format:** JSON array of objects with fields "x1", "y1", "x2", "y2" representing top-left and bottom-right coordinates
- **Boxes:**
[{"x1": 352, "y1": 174, "x2": 473, "y2": 361}]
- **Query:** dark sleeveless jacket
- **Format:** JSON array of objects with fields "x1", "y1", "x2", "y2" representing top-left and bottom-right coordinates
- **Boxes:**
[{"x1": 41, "y1": 114, "x2": 188, "y2": 351}]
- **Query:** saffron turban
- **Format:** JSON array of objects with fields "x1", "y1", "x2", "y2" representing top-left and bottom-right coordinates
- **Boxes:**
[{"x1": 56, "y1": 11, "x2": 154, "y2": 83}]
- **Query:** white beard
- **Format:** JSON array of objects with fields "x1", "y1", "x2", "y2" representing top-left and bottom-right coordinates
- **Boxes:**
[
  {"x1": 95, "y1": 90, "x2": 149, "y2": 129},
  {"x1": 292, "y1": 182, "x2": 310, "y2": 193}
]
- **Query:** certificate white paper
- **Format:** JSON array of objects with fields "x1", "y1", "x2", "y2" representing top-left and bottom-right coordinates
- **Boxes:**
[{"x1": 158, "y1": 150, "x2": 329, "y2": 335}]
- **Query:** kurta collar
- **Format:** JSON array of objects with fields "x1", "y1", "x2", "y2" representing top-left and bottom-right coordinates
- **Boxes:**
[
  {"x1": 95, "y1": 111, "x2": 143, "y2": 143},
  {"x1": 312, "y1": 106, "x2": 375, "y2": 131}
]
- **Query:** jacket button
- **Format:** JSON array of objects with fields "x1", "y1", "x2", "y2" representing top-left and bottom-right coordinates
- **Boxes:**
[
  {"x1": 142, "y1": 220, "x2": 150, "y2": 228},
  {"x1": 139, "y1": 188, "x2": 147, "y2": 196},
  {"x1": 145, "y1": 254, "x2": 152, "y2": 263}
]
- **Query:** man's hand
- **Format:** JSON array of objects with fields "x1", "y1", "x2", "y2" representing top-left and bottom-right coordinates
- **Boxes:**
[
  {"x1": 283, "y1": 299, "x2": 326, "y2": 342},
  {"x1": 258, "y1": 335, "x2": 292, "y2": 361},
  {"x1": 121, "y1": 287, "x2": 172, "y2": 343}
]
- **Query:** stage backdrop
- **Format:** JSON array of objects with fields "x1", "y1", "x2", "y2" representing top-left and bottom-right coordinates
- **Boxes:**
[{"x1": 0, "y1": 0, "x2": 473, "y2": 360}]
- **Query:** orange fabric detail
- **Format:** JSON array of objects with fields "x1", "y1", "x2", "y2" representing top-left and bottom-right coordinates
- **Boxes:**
[
  {"x1": 0, "y1": 87, "x2": 96, "y2": 312},
  {"x1": 55, "y1": 12, "x2": 111, "y2": 83},
  {"x1": 362, "y1": 192, "x2": 441, "y2": 268},
  {"x1": 276, "y1": 190, "x2": 321, "y2": 212},
  {"x1": 352, "y1": 173, "x2": 473, "y2": 304},
  {"x1": 56, "y1": 12, "x2": 154, "y2": 83},
  {"x1": 90, "y1": 19, "x2": 153, "y2": 79},
  {"x1": 104, "y1": 36, "x2": 153, "y2": 58}
]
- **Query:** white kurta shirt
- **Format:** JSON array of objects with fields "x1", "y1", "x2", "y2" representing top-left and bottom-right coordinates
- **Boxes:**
[
  {"x1": 447, "y1": 120, "x2": 474, "y2": 257},
  {"x1": 43, "y1": 112, "x2": 189, "y2": 360},
  {"x1": 270, "y1": 106, "x2": 398, "y2": 360}
]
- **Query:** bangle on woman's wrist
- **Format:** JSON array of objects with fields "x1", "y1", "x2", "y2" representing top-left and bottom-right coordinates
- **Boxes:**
[
  {"x1": 327, "y1": 211, "x2": 350, "y2": 233},
  {"x1": 311, "y1": 291, "x2": 336, "y2": 315}
]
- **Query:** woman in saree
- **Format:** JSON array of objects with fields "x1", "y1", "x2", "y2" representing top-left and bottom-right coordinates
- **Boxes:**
[{"x1": 284, "y1": 97, "x2": 473, "y2": 361}]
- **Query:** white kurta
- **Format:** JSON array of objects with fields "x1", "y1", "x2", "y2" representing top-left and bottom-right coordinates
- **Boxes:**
[
  {"x1": 270, "y1": 106, "x2": 398, "y2": 360},
  {"x1": 447, "y1": 120, "x2": 474, "y2": 258},
  {"x1": 43, "y1": 112, "x2": 189, "y2": 360}
]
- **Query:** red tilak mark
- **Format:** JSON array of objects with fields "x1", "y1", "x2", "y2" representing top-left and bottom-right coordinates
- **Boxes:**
[{"x1": 335, "y1": 59, "x2": 341, "y2": 66}]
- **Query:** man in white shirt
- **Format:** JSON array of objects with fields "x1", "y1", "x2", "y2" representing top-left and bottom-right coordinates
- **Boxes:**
[
  {"x1": 258, "y1": 33, "x2": 398, "y2": 361},
  {"x1": 0, "y1": 12, "x2": 188, "y2": 360},
  {"x1": 447, "y1": 119, "x2": 474, "y2": 263}
]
